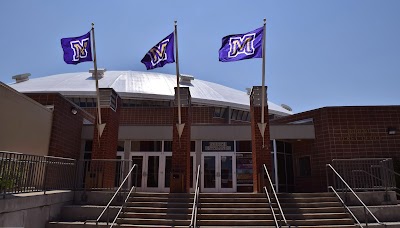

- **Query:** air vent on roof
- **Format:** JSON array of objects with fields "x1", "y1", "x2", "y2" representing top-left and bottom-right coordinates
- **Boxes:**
[
  {"x1": 179, "y1": 74, "x2": 194, "y2": 84},
  {"x1": 246, "y1": 88, "x2": 252, "y2": 95},
  {"x1": 281, "y1": 104, "x2": 292, "y2": 111},
  {"x1": 89, "y1": 68, "x2": 106, "y2": 79},
  {"x1": 12, "y1": 73, "x2": 30, "y2": 83}
]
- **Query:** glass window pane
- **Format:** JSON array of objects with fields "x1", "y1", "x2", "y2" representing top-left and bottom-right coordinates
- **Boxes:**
[
  {"x1": 190, "y1": 157, "x2": 193, "y2": 188},
  {"x1": 236, "y1": 141, "x2": 252, "y2": 152},
  {"x1": 221, "y1": 156, "x2": 233, "y2": 188},
  {"x1": 204, "y1": 156, "x2": 216, "y2": 188},
  {"x1": 191, "y1": 141, "x2": 196, "y2": 152},
  {"x1": 276, "y1": 141, "x2": 284, "y2": 152},
  {"x1": 131, "y1": 141, "x2": 161, "y2": 152},
  {"x1": 147, "y1": 156, "x2": 159, "y2": 187},
  {"x1": 164, "y1": 141, "x2": 172, "y2": 152},
  {"x1": 117, "y1": 141, "x2": 124, "y2": 151},
  {"x1": 284, "y1": 142, "x2": 292, "y2": 154},
  {"x1": 85, "y1": 140, "x2": 93, "y2": 152},
  {"x1": 165, "y1": 156, "x2": 172, "y2": 187},
  {"x1": 131, "y1": 156, "x2": 143, "y2": 187}
]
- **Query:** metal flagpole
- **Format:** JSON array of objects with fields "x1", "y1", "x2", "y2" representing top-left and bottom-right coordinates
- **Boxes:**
[
  {"x1": 91, "y1": 23, "x2": 106, "y2": 140},
  {"x1": 175, "y1": 20, "x2": 185, "y2": 139},
  {"x1": 258, "y1": 19, "x2": 267, "y2": 147}
]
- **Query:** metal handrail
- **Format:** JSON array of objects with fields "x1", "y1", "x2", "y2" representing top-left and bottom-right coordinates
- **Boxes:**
[
  {"x1": 263, "y1": 186, "x2": 279, "y2": 227},
  {"x1": 328, "y1": 186, "x2": 363, "y2": 227},
  {"x1": 189, "y1": 165, "x2": 200, "y2": 228},
  {"x1": 377, "y1": 164, "x2": 400, "y2": 198},
  {"x1": 326, "y1": 164, "x2": 384, "y2": 226},
  {"x1": 110, "y1": 183, "x2": 136, "y2": 227},
  {"x1": 263, "y1": 164, "x2": 289, "y2": 227},
  {"x1": 90, "y1": 164, "x2": 137, "y2": 226}
]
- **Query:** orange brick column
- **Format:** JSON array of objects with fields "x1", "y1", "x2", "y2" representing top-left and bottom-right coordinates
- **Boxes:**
[
  {"x1": 250, "y1": 86, "x2": 272, "y2": 193},
  {"x1": 91, "y1": 88, "x2": 121, "y2": 188},
  {"x1": 170, "y1": 87, "x2": 191, "y2": 193}
]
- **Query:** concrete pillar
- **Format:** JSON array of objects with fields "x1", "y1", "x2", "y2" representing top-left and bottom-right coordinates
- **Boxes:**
[
  {"x1": 170, "y1": 87, "x2": 191, "y2": 193},
  {"x1": 91, "y1": 88, "x2": 121, "y2": 188},
  {"x1": 250, "y1": 86, "x2": 272, "y2": 193}
]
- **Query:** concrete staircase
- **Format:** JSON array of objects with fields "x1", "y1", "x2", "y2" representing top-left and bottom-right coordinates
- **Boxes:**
[
  {"x1": 196, "y1": 192, "x2": 356, "y2": 228},
  {"x1": 47, "y1": 191, "x2": 358, "y2": 227},
  {"x1": 116, "y1": 192, "x2": 192, "y2": 227}
]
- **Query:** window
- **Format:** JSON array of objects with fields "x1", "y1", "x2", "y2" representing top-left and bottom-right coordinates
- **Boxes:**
[
  {"x1": 213, "y1": 107, "x2": 226, "y2": 118},
  {"x1": 117, "y1": 141, "x2": 125, "y2": 152},
  {"x1": 84, "y1": 140, "x2": 93, "y2": 152},
  {"x1": 131, "y1": 141, "x2": 161, "y2": 152},
  {"x1": 298, "y1": 156, "x2": 311, "y2": 177},
  {"x1": 122, "y1": 99, "x2": 170, "y2": 108},
  {"x1": 236, "y1": 141, "x2": 252, "y2": 152},
  {"x1": 164, "y1": 141, "x2": 172, "y2": 152},
  {"x1": 164, "y1": 141, "x2": 194, "y2": 152}
]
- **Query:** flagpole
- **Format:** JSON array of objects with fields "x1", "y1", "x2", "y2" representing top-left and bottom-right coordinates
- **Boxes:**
[
  {"x1": 91, "y1": 23, "x2": 105, "y2": 139},
  {"x1": 175, "y1": 20, "x2": 185, "y2": 139},
  {"x1": 260, "y1": 18, "x2": 267, "y2": 147}
]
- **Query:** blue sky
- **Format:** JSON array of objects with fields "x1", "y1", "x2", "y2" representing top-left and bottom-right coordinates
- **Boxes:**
[{"x1": 0, "y1": 0, "x2": 399, "y2": 113}]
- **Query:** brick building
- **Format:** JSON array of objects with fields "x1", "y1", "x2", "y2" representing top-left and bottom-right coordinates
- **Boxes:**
[{"x1": 7, "y1": 70, "x2": 400, "y2": 193}]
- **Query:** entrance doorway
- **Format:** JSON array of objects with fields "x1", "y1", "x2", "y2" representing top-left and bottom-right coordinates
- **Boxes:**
[
  {"x1": 201, "y1": 152, "x2": 236, "y2": 192},
  {"x1": 130, "y1": 153, "x2": 195, "y2": 192}
]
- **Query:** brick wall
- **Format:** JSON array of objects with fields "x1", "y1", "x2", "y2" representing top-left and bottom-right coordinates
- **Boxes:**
[
  {"x1": 250, "y1": 87, "x2": 271, "y2": 193},
  {"x1": 26, "y1": 93, "x2": 90, "y2": 159},
  {"x1": 91, "y1": 95, "x2": 121, "y2": 188},
  {"x1": 272, "y1": 106, "x2": 400, "y2": 192}
]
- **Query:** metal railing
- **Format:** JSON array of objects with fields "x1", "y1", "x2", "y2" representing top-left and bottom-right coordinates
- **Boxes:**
[
  {"x1": 263, "y1": 186, "x2": 279, "y2": 227},
  {"x1": 110, "y1": 179, "x2": 137, "y2": 227},
  {"x1": 87, "y1": 164, "x2": 137, "y2": 226},
  {"x1": 328, "y1": 186, "x2": 363, "y2": 227},
  {"x1": 331, "y1": 158, "x2": 395, "y2": 191},
  {"x1": 326, "y1": 164, "x2": 385, "y2": 227},
  {"x1": 376, "y1": 159, "x2": 400, "y2": 199},
  {"x1": 0, "y1": 151, "x2": 76, "y2": 198},
  {"x1": 189, "y1": 165, "x2": 200, "y2": 228},
  {"x1": 263, "y1": 164, "x2": 290, "y2": 228}
]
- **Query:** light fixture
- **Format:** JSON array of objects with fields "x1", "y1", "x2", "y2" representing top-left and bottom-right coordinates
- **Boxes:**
[
  {"x1": 71, "y1": 107, "x2": 78, "y2": 115},
  {"x1": 387, "y1": 127, "x2": 397, "y2": 135}
]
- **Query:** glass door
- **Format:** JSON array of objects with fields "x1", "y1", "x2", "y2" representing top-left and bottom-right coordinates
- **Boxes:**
[
  {"x1": 131, "y1": 155, "x2": 144, "y2": 191},
  {"x1": 201, "y1": 152, "x2": 236, "y2": 192},
  {"x1": 131, "y1": 154, "x2": 162, "y2": 192},
  {"x1": 162, "y1": 153, "x2": 196, "y2": 192}
]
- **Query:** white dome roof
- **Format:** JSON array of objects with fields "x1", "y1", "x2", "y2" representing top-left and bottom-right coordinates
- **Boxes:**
[{"x1": 9, "y1": 71, "x2": 292, "y2": 116}]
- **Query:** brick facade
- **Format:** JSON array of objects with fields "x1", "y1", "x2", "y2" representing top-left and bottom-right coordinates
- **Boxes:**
[
  {"x1": 250, "y1": 87, "x2": 272, "y2": 193},
  {"x1": 272, "y1": 106, "x2": 400, "y2": 192},
  {"x1": 170, "y1": 88, "x2": 192, "y2": 193},
  {"x1": 26, "y1": 93, "x2": 94, "y2": 159},
  {"x1": 90, "y1": 91, "x2": 121, "y2": 188}
]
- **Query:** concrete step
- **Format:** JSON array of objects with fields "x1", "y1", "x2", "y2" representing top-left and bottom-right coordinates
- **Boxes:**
[
  {"x1": 125, "y1": 201, "x2": 193, "y2": 208},
  {"x1": 130, "y1": 196, "x2": 193, "y2": 202},
  {"x1": 132, "y1": 192, "x2": 192, "y2": 198},
  {"x1": 199, "y1": 201, "x2": 341, "y2": 208},
  {"x1": 116, "y1": 218, "x2": 190, "y2": 226},
  {"x1": 124, "y1": 206, "x2": 192, "y2": 214},
  {"x1": 197, "y1": 218, "x2": 354, "y2": 226},
  {"x1": 198, "y1": 196, "x2": 338, "y2": 203},
  {"x1": 197, "y1": 212, "x2": 351, "y2": 220},
  {"x1": 198, "y1": 206, "x2": 347, "y2": 214},
  {"x1": 119, "y1": 212, "x2": 191, "y2": 220},
  {"x1": 199, "y1": 192, "x2": 335, "y2": 198}
]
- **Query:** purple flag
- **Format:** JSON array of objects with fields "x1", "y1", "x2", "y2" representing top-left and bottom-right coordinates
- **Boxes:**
[
  {"x1": 61, "y1": 31, "x2": 92, "y2": 65},
  {"x1": 219, "y1": 27, "x2": 263, "y2": 62},
  {"x1": 141, "y1": 32, "x2": 175, "y2": 70}
]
